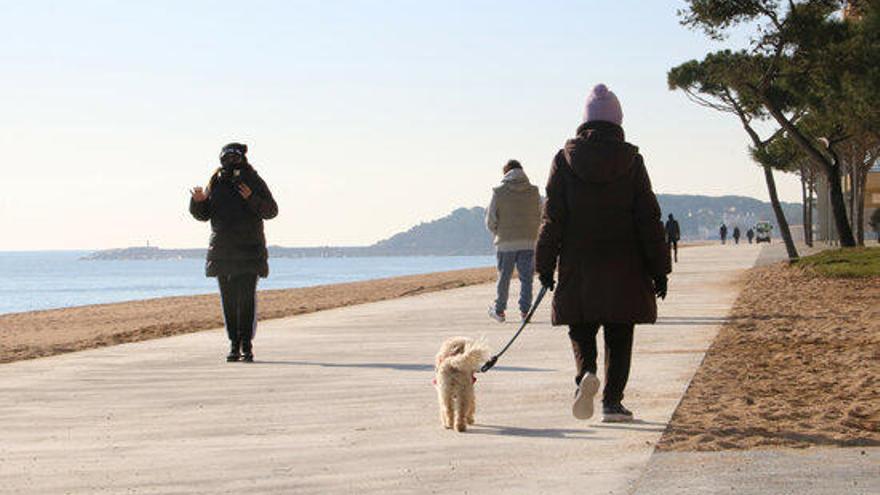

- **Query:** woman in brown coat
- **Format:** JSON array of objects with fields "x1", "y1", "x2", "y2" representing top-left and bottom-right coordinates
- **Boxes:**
[{"x1": 535, "y1": 84, "x2": 670, "y2": 423}]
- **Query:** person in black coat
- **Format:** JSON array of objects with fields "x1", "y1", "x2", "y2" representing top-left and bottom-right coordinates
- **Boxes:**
[
  {"x1": 664, "y1": 214, "x2": 681, "y2": 263},
  {"x1": 190, "y1": 143, "x2": 278, "y2": 362}
]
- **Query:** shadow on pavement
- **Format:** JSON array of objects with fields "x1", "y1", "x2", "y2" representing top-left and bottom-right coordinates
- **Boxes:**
[
  {"x1": 592, "y1": 419, "x2": 667, "y2": 433},
  {"x1": 254, "y1": 360, "x2": 554, "y2": 373},
  {"x1": 470, "y1": 424, "x2": 600, "y2": 440},
  {"x1": 655, "y1": 316, "x2": 732, "y2": 326}
]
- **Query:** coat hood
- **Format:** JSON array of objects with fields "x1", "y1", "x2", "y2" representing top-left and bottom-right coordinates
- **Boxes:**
[
  {"x1": 499, "y1": 168, "x2": 533, "y2": 192},
  {"x1": 563, "y1": 121, "x2": 639, "y2": 184}
]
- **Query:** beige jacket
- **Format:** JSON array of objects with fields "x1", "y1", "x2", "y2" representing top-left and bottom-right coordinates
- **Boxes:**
[{"x1": 486, "y1": 169, "x2": 542, "y2": 252}]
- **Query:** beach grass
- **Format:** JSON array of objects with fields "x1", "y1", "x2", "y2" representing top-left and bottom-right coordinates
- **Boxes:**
[{"x1": 794, "y1": 247, "x2": 880, "y2": 278}]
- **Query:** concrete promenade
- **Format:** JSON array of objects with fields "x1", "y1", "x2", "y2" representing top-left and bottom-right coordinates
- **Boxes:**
[{"x1": 1, "y1": 244, "x2": 761, "y2": 494}]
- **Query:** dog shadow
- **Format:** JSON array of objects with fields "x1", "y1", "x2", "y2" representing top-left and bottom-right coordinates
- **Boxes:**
[
  {"x1": 254, "y1": 360, "x2": 553, "y2": 373},
  {"x1": 468, "y1": 424, "x2": 599, "y2": 440}
]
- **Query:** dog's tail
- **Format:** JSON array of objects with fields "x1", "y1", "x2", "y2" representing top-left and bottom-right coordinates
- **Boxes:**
[{"x1": 441, "y1": 337, "x2": 490, "y2": 372}]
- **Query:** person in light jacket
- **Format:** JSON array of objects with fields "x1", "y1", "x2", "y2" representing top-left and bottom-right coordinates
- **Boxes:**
[
  {"x1": 190, "y1": 143, "x2": 278, "y2": 363},
  {"x1": 486, "y1": 160, "x2": 542, "y2": 323}
]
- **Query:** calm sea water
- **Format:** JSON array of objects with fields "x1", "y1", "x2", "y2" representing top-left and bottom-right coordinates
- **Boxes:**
[{"x1": 0, "y1": 252, "x2": 494, "y2": 315}]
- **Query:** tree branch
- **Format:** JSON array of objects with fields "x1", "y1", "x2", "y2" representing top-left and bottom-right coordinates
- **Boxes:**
[{"x1": 758, "y1": 89, "x2": 834, "y2": 175}]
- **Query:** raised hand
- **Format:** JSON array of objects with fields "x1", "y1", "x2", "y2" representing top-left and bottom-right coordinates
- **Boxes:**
[
  {"x1": 238, "y1": 183, "x2": 253, "y2": 200},
  {"x1": 190, "y1": 186, "x2": 208, "y2": 202}
]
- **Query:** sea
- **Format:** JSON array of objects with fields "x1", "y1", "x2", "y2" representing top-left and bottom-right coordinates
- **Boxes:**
[{"x1": 0, "y1": 251, "x2": 494, "y2": 315}]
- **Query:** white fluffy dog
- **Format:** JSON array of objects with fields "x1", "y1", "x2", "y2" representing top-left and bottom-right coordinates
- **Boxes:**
[{"x1": 434, "y1": 336, "x2": 489, "y2": 432}]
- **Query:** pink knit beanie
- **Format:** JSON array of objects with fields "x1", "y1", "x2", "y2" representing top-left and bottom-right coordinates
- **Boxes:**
[{"x1": 583, "y1": 84, "x2": 623, "y2": 126}]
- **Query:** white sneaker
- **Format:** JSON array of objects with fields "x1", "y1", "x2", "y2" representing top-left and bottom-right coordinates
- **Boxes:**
[
  {"x1": 572, "y1": 373, "x2": 600, "y2": 420},
  {"x1": 487, "y1": 307, "x2": 505, "y2": 323}
]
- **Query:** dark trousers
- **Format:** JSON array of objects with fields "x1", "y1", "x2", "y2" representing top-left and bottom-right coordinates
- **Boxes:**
[
  {"x1": 669, "y1": 239, "x2": 678, "y2": 263},
  {"x1": 218, "y1": 274, "x2": 259, "y2": 349},
  {"x1": 569, "y1": 323, "x2": 634, "y2": 406}
]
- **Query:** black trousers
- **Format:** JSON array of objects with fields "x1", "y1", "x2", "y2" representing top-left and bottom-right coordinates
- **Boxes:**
[
  {"x1": 669, "y1": 239, "x2": 678, "y2": 263},
  {"x1": 569, "y1": 323, "x2": 634, "y2": 406},
  {"x1": 218, "y1": 274, "x2": 258, "y2": 348}
]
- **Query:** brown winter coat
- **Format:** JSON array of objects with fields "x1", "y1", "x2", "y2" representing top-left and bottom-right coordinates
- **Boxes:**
[{"x1": 535, "y1": 122, "x2": 670, "y2": 325}]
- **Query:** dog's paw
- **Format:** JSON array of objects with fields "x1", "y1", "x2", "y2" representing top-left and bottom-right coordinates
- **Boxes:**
[
  {"x1": 454, "y1": 422, "x2": 467, "y2": 432},
  {"x1": 467, "y1": 416, "x2": 475, "y2": 425}
]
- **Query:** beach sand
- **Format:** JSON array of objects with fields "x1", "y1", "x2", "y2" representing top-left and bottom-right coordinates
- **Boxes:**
[
  {"x1": 0, "y1": 267, "x2": 495, "y2": 364},
  {"x1": 658, "y1": 263, "x2": 880, "y2": 451}
]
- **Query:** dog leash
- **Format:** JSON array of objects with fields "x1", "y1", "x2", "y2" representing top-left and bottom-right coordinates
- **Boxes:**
[{"x1": 480, "y1": 285, "x2": 548, "y2": 373}]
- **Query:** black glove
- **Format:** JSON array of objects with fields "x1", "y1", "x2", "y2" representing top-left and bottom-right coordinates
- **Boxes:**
[
  {"x1": 653, "y1": 275, "x2": 668, "y2": 300},
  {"x1": 539, "y1": 272, "x2": 555, "y2": 291}
]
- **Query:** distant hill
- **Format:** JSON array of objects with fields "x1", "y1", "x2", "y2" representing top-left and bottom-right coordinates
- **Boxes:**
[
  {"x1": 83, "y1": 194, "x2": 802, "y2": 260},
  {"x1": 369, "y1": 207, "x2": 491, "y2": 256}
]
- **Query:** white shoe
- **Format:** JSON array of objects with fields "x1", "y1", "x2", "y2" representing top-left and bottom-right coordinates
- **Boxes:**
[
  {"x1": 572, "y1": 373, "x2": 600, "y2": 420},
  {"x1": 487, "y1": 307, "x2": 505, "y2": 323}
]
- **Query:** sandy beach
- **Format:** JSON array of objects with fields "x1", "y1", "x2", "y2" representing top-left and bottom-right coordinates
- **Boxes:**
[
  {"x1": 0, "y1": 243, "x2": 715, "y2": 365},
  {"x1": 658, "y1": 261, "x2": 880, "y2": 451},
  {"x1": 0, "y1": 267, "x2": 495, "y2": 364}
]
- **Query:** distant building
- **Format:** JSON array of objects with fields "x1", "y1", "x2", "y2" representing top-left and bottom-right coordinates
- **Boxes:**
[
  {"x1": 844, "y1": 0, "x2": 864, "y2": 20},
  {"x1": 816, "y1": 163, "x2": 880, "y2": 242},
  {"x1": 867, "y1": 163, "x2": 880, "y2": 236}
]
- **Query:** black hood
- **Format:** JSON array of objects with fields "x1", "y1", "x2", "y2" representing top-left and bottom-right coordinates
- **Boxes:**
[{"x1": 563, "y1": 121, "x2": 639, "y2": 183}]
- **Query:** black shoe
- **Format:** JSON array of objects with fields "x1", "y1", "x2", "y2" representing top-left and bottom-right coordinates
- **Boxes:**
[
  {"x1": 241, "y1": 341, "x2": 253, "y2": 363},
  {"x1": 226, "y1": 341, "x2": 241, "y2": 362},
  {"x1": 602, "y1": 403, "x2": 634, "y2": 423}
]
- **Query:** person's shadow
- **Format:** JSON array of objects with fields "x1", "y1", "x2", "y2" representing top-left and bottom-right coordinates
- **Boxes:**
[
  {"x1": 466, "y1": 424, "x2": 600, "y2": 440},
  {"x1": 253, "y1": 360, "x2": 554, "y2": 373},
  {"x1": 591, "y1": 419, "x2": 667, "y2": 432}
]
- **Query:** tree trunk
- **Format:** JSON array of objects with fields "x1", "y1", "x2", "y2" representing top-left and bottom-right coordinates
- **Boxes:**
[
  {"x1": 760, "y1": 97, "x2": 857, "y2": 246},
  {"x1": 849, "y1": 168, "x2": 857, "y2": 227},
  {"x1": 806, "y1": 175, "x2": 814, "y2": 247},
  {"x1": 827, "y1": 162, "x2": 856, "y2": 247},
  {"x1": 801, "y1": 165, "x2": 809, "y2": 245},
  {"x1": 856, "y1": 169, "x2": 868, "y2": 245},
  {"x1": 763, "y1": 165, "x2": 799, "y2": 260}
]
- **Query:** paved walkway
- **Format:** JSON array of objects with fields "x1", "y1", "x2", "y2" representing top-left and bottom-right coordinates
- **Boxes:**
[
  {"x1": 0, "y1": 244, "x2": 762, "y2": 494},
  {"x1": 632, "y1": 448, "x2": 879, "y2": 495}
]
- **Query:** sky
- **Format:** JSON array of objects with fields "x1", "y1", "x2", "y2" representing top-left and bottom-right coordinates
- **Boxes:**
[{"x1": 0, "y1": 0, "x2": 805, "y2": 251}]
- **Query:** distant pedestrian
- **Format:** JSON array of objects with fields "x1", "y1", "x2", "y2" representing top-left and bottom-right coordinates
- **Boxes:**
[
  {"x1": 536, "y1": 84, "x2": 671, "y2": 423},
  {"x1": 733, "y1": 226, "x2": 741, "y2": 244},
  {"x1": 190, "y1": 143, "x2": 278, "y2": 363},
  {"x1": 720, "y1": 223, "x2": 728, "y2": 244},
  {"x1": 486, "y1": 160, "x2": 542, "y2": 323},
  {"x1": 747, "y1": 228, "x2": 755, "y2": 244},
  {"x1": 665, "y1": 214, "x2": 681, "y2": 263}
]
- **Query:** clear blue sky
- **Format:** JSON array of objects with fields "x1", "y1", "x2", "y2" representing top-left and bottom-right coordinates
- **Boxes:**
[{"x1": 1, "y1": 1, "x2": 801, "y2": 250}]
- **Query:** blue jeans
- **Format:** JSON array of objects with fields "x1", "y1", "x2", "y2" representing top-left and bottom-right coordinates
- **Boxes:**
[{"x1": 494, "y1": 249, "x2": 535, "y2": 315}]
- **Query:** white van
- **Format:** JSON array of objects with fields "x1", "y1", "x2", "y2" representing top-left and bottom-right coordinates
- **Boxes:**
[{"x1": 755, "y1": 221, "x2": 773, "y2": 243}]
